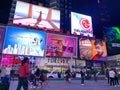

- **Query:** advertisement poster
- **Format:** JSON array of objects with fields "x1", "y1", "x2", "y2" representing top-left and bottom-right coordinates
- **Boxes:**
[
  {"x1": 76, "y1": 60, "x2": 86, "y2": 67},
  {"x1": 0, "y1": 26, "x2": 6, "y2": 53},
  {"x1": 1, "y1": 55, "x2": 14, "y2": 66},
  {"x1": 71, "y1": 12, "x2": 93, "y2": 37},
  {"x1": 32, "y1": 57, "x2": 75, "y2": 72},
  {"x1": 92, "y1": 39, "x2": 107, "y2": 60},
  {"x1": 13, "y1": 1, "x2": 60, "y2": 31},
  {"x1": 79, "y1": 38, "x2": 92, "y2": 60},
  {"x1": 106, "y1": 27, "x2": 120, "y2": 56},
  {"x1": 3, "y1": 26, "x2": 46, "y2": 56},
  {"x1": 116, "y1": 54, "x2": 120, "y2": 61},
  {"x1": 46, "y1": 33, "x2": 77, "y2": 58}
]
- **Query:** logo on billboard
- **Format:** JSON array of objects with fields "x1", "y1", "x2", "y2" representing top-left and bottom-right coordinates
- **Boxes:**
[{"x1": 80, "y1": 18, "x2": 91, "y2": 31}]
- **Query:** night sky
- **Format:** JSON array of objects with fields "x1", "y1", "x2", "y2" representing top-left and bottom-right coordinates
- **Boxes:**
[{"x1": 0, "y1": 0, "x2": 120, "y2": 39}]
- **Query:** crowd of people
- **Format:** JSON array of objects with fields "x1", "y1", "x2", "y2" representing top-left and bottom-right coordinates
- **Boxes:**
[
  {"x1": 0, "y1": 57, "x2": 48, "y2": 90},
  {"x1": 0, "y1": 57, "x2": 120, "y2": 90},
  {"x1": 106, "y1": 68, "x2": 120, "y2": 87}
]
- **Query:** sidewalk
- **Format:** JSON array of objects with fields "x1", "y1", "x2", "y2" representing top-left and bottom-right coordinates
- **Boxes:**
[{"x1": 9, "y1": 79, "x2": 120, "y2": 90}]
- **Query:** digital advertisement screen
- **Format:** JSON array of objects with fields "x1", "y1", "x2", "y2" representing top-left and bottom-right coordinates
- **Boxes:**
[
  {"x1": 79, "y1": 38, "x2": 92, "y2": 60},
  {"x1": 3, "y1": 26, "x2": 46, "y2": 56},
  {"x1": 92, "y1": 39, "x2": 107, "y2": 60},
  {"x1": 13, "y1": 1, "x2": 60, "y2": 31},
  {"x1": 0, "y1": 26, "x2": 6, "y2": 53},
  {"x1": 1, "y1": 55, "x2": 14, "y2": 66},
  {"x1": 28, "y1": 57, "x2": 75, "y2": 72},
  {"x1": 106, "y1": 27, "x2": 120, "y2": 56},
  {"x1": 46, "y1": 33, "x2": 77, "y2": 58},
  {"x1": 71, "y1": 12, "x2": 93, "y2": 37}
]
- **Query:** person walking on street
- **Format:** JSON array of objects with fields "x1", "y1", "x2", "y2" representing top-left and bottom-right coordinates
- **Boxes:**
[
  {"x1": 106, "y1": 68, "x2": 110, "y2": 84},
  {"x1": 65, "y1": 68, "x2": 72, "y2": 83},
  {"x1": 114, "y1": 69, "x2": 119, "y2": 87},
  {"x1": 16, "y1": 57, "x2": 31, "y2": 90},
  {"x1": 109, "y1": 68, "x2": 115, "y2": 87},
  {"x1": 80, "y1": 68, "x2": 86, "y2": 85}
]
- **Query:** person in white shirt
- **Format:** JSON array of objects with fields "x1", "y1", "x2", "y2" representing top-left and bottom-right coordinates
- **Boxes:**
[{"x1": 109, "y1": 69, "x2": 115, "y2": 86}]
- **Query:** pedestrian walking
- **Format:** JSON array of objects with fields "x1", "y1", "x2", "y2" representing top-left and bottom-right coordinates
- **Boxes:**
[
  {"x1": 109, "y1": 68, "x2": 115, "y2": 86},
  {"x1": 114, "y1": 69, "x2": 119, "y2": 87},
  {"x1": 16, "y1": 57, "x2": 31, "y2": 90},
  {"x1": 65, "y1": 68, "x2": 72, "y2": 83},
  {"x1": 106, "y1": 68, "x2": 110, "y2": 84},
  {"x1": 80, "y1": 68, "x2": 86, "y2": 85}
]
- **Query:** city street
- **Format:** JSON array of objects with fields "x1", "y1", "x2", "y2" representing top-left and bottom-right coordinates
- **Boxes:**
[{"x1": 9, "y1": 79, "x2": 120, "y2": 90}]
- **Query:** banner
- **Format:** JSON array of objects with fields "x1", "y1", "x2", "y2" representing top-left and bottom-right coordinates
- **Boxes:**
[
  {"x1": 13, "y1": 1, "x2": 60, "y2": 31},
  {"x1": 3, "y1": 26, "x2": 46, "y2": 56},
  {"x1": 106, "y1": 27, "x2": 120, "y2": 56},
  {"x1": 92, "y1": 39, "x2": 107, "y2": 60},
  {"x1": 71, "y1": 12, "x2": 93, "y2": 37},
  {"x1": 46, "y1": 33, "x2": 77, "y2": 57},
  {"x1": 79, "y1": 38, "x2": 92, "y2": 60}
]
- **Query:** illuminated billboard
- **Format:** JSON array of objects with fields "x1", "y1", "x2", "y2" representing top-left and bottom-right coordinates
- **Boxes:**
[
  {"x1": 106, "y1": 27, "x2": 120, "y2": 56},
  {"x1": 79, "y1": 38, "x2": 92, "y2": 60},
  {"x1": 76, "y1": 60, "x2": 86, "y2": 67},
  {"x1": 46, "y1": 33, "x2": 77, "y2": 58},
  {"x1": 71, "y1": 12, "x2": 93, "y2": 37},
  {"x1": 13, "y1": 1, "x2": 60, "y2": 31},
  {"x1": 1, "y1": 55, "x2": 14, "y2": 66},
  {"x1": 3, "y1": 26, "x2": 46, "y2": 56},
  {"x1": 92, "y1": 39, "x2": 107, "y2": 60}
]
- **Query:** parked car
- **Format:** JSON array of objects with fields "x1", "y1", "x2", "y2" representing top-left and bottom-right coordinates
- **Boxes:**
[
  {"x1": 47, "y1": 70, "x2": 65, "y2": 79},
  {"x1": 47, "y1": 70, "x2": 58, "y2": 79}
]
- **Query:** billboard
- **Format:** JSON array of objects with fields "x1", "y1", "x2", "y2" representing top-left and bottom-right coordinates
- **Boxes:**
[
  {"x1": 13, "y1": 1, "x2": 60, "y2": 31},
  {"x1": 79, "y1": 38, "x2": 92, "y2": 60},
  {"x1": 2, "y1": 26, "x2": 46, "y2": 56},
  {"x1": 46, "y1": 33, "x2": 77, "y2": 58},
  {"x1": 76, "y1": 60, "x2": 86, "y2": 67},
  {"x1": 92, "y1": 39, "x2": 107, "y2": 60},
  {"x1": 1, "y1": 55, "x2": 14, "y2": 66},
  {"x1": 106, "y1": 27, "x2": 120, "y2": 56},
  {"x1": 0, "y1": 26, "x2": 6, "y2": 53},
  {"x1": 32, "y1": 57, "x2": 75, "y2": 72},
  {"x1": 71, "y1": 12, "x2": 93, "y2": 37}
]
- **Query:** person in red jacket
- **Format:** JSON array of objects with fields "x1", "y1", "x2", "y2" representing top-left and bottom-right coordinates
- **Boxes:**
[{"x1": 16, "y1": 57, "x2": 31, "y2": 90}]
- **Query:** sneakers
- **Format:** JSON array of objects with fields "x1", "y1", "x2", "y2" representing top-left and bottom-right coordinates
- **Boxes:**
[
  {"x1": 81, "y1": 84, "x2": 85, "y2": 85},
  {"x1": 30, "y1": 86, "x2": 33, "y2": 88}
]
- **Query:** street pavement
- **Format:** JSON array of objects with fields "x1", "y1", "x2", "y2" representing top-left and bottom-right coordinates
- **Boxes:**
[{"x1": 9, "y1": 79, "x2": 120, "y2": 90}]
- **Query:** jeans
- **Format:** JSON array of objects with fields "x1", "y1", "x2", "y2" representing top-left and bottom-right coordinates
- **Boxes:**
[
  {"x1": 81, "y1": 77, "x2": 85, "y2": 84},
  {"x1": 16, "y1": 77, "x2": 28, "y2": 90}
]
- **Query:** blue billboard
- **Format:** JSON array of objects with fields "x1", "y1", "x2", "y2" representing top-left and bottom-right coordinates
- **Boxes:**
[{"x1": 3, "y1": 26, "x2": 46, "y2": 56}]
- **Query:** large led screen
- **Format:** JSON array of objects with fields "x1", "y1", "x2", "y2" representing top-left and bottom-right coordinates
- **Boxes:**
[
  {"x1": 46, "y1": 33, "x2": 77, "y2": 58},
  {"x1": 0, "y1": 26, "x2": 6, "y2": 53},
  {"x1": 106, "y1": 27, "x2": 120, "y2": 56},
  {"x1": 13, "y1": 1, "x2": 60, "y2": 31},
  {"x1": 92, "y1": 39, "x2": 107, "y2": 60},
  {"x1": 71, "y1": 12, "x2": 93, "y2": 37},
  {"x1": 3, "y1": 26, "x2": 46, "y2": 56},
  {"x1": 79, "y1": 38, "x2": 92, "y2": 60},
  {"x1": 1, "y1": 55, "x2": 14, "y2": 66}
]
